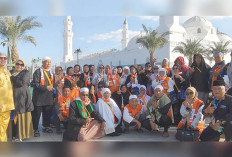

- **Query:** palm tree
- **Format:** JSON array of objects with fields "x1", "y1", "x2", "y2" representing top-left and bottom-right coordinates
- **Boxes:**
[
  {"x1": 173, "y1": 39, "x2": 205, "y2": 66},
  {"x1": 136, "y1": 24, "x2": 169, "y2": 67},
  {"x1": 0, "y1": 16, "x2": 42, "y2": 63},
  {"x1": 206, "y1": 40, "x2": 231, "y2": 63}
]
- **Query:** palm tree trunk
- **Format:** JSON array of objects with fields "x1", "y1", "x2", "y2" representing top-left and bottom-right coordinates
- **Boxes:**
[
  {"x1": 150, "y1": 51, "x2": 154, "y2": 68},
  {"x1": 188, "y1": 56, "x2": 193, "y2": 66},
  {"x1": 11, "y1": 45, "x2": 19, "y2": 63}
]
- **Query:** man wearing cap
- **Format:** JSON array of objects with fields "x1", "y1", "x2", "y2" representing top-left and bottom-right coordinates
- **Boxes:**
[
  {"x1": 145, "y1": 85, "x2": 173, "y2": 137},
  {"x1": 123, "y1": 95, "x2": 145, "y2": 133},
  {"x1": 31, "y1": 56, "x2": 54, "y2": 137},
  {"x1": 209, "y1": 52, "x2": 226, "y2": 90},
  {"x1": 64, "y1": 87, "x2": 105, "y2": 141},
  {"x1": 200, "y1": 80, "x2": 232, "y2": 141},
  {"x1": 0, "y1": 52, "x2": 15, "y2": 142}
]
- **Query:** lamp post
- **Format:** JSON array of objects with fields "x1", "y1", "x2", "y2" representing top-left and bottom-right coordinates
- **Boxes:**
[{"x1": 74, "y1": 48, "x2": 82, "y2": 65}]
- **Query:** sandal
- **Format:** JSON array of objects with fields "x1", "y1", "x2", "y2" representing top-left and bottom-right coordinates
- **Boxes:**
[
  {"x1": 42, "y1": 127, "x2": 53, "y2": 133},
  {"x1": 34, "y1": 130, "x2": 40, "y2": 137}
]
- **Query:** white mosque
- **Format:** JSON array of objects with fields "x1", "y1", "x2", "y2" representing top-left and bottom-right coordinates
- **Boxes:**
[{"x1": 60, "y1": 16, "x2": 232, "y2": 69}]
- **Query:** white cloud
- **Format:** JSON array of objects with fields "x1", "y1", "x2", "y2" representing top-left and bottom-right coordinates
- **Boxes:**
[
  {"x1": 84, "y1": 29, "x2": 141, "y2": 43},
  {"x1": 138, "y1": 16, "x2": 159, "y2": 21}
]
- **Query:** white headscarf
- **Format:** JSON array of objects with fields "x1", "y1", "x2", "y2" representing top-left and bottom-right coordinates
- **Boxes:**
[
  {"x1": 101, "y1": 88, "x2": 111, "y2": 96},
  {"x1": 139, "y1": 85, "x2": 146, "y2": 93},
  {"x1": 158, "y1": 68, "x2": 167, "y2": 76}
]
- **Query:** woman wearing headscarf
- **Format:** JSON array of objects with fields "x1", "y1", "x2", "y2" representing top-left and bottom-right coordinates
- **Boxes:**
[
  {"x1": 92, "y1": 64, "x2": 108, "y2": 90},
  {"x1": 177, "y1": 87, "x2": 205, "y2": 136},
  {"x1": 168, "y1": 64, "x2": 189, "y2": 125},
  {"x1": 95, "y1": 88, "x2": 122, "y2": 136},
  {"x1": 119, "y1": 66, "x2": 130, "y2": 87},
  {"x1": 8, "y1": 59, "x2": 34, "y2": 141},
  {"x1": 137, "y1": 85, "x2": 151, "y2": 114},
  {"x1": 174, "y1": 56, "x2": 190, "y2": 75},
  {"x1": 162, "y1": 58, "x2": 171, "y2": 76},
  {"x1": 189, "y1": 54, "x2": 211, "y2": 104}
]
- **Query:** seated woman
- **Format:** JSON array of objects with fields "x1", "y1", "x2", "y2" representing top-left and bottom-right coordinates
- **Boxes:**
[
  {"x1": 177, "y1": 87, "x2": 205, "y2": 135},
  {"x1": 96, "y1": 88, "x2": 122, "y2": 136},
  {"x1": 137, "y1": 85, "x2": 151, "y2": 114},
  {"x1": 123, "y1": 95, "x2": 144, "y2": 133},
  {"x1": 63, "y1": 87, "x2": 105, "y2": 141}
]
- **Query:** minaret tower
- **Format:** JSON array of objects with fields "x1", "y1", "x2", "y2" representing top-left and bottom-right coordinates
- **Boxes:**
[
  {"x1": 63, "y1": 16, "x2": 73, "y2": 62},
  {"x1": 121, "y1": 17, "x2": 129, "y2": 50}
]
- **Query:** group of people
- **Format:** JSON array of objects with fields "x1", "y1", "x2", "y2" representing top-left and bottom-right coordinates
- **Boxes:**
[{"x1": 0, "y1": 50, "x2": 232, "y2": 142}]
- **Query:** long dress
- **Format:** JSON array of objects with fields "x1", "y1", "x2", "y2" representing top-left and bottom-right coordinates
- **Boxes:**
[
  {"x1": 96, "y1": 98, "x2": 122, "y2": 134},
  {"x1": 0, "y1": 66, "x2": 15, "y2": 142}
]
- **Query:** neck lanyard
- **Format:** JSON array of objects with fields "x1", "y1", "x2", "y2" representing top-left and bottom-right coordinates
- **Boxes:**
[{"x1": 214, "y1": 97, "x2": 223, "y2": 109}]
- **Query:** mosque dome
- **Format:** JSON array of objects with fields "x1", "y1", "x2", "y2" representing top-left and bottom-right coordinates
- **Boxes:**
[
  {"x1": 183, "y1": 16, "x2": 214, "y2": 39},
  {"x1": 217, "y1": 32, "x2": 232, "y2": 42}
]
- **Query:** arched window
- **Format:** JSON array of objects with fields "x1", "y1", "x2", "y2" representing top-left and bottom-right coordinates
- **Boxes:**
[{"x1": 197, "y1": 28, "x2": 201, "y2": 33}]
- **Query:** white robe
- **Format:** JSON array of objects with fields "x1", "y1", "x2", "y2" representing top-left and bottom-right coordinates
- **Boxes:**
[{"x1": 96, "y1": 98, "x2": 122, "y2": 134}]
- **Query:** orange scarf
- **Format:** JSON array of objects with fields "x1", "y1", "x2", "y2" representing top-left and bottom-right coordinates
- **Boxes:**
[
  {"x1": 125, "y1": 104, "x2": 142, "y2": 117},
  {"x1": 163, "y1": 65, "x2": 171, "y2": 74}
]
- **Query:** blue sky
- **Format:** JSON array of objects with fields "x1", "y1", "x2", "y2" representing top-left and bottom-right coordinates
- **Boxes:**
[{"x1": 1, "y1": 16, "x2": 232, "y2": 66}]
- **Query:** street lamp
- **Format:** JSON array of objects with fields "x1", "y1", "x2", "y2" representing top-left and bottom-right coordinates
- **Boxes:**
[{"x1": 74, "y1": 48, "x2": 82, "y2": 65}]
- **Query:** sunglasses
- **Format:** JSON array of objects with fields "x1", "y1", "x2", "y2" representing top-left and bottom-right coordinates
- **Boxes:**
[
  {"x1": 186, "y1": 92, "x2": 194, "y2": 96},
  {"x1": 146, "y1": 65, "x2": 152, "y2": 67},
  {"x1": 99, "y1": 67, "x2": 104, "y2": 69},
  {"x1": 0, "y1": 57, "x2": 7, "y2": 60},
  {"x1": 98, "y1": 86, "x2": 104, "y2": 88},
  {"x1": 16, "y1": 63, "x2": 24, "y2": 66},
  {"x1": 81, "y1": 94, "x2": 89, "y2": 97}
]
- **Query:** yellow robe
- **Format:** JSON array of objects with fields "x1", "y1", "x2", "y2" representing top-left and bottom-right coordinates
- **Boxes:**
[{"x1": 0, "y1": 66, "x2": 15, "y2": 142}]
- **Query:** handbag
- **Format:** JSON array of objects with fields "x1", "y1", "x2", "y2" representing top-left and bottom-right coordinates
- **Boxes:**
[
  {"x1": 170, "y1": 91, "x2": 178, "y2": 104},
  {"x1": 176, "y1": 127, "x2": 199, "y2": 141},
  {"x1": 178, "y1": 87, "x2": 186, "y2": 100}
]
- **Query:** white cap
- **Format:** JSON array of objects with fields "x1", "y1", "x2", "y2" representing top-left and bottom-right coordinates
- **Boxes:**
[
  {"x1": 42, "y1": 56, "x2": 51, "y2": 61},
  {"x1": 129, "y1": 95, "x2": 137, "y2": 100},
  {"x1": 163, "y1": 58, "x2": 169, "y2": 62},
  {"x1": 80, "y1": 87, "x2": 89, "y2": 93},
  {"x1": 101, "y1": 88, "x2": 111, "y2": 95},
  {"x1": 0, "y1": 52, "x2": 6, "y2": 57},
  {"x1": 158, "y1": 68, "x2": 167, "y2": 76},
  {"x1": 154, "y1": 85, "x2": 164, "y2": 91}
]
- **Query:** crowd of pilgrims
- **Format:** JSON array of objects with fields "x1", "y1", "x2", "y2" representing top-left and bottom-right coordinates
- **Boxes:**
[{"x1": 1, "y1": 51, "x2": 232, "y2": 142}]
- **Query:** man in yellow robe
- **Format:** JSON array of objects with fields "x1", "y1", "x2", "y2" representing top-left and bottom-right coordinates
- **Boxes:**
[{"x1": 0, "y1": 52, "x2": 15, "y2": 142}]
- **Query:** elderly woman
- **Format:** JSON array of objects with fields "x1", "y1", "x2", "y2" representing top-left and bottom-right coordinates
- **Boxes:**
[
  {"x1": 177, "y1": 87, "x2": 205, "y2": 135},
  {"x1": 64, "y1": 87, "x2": 105, "y2": 141},
  {"x1": 162, "y1": 58, "x2": 171, "y2": 75},
  {"x1": 8, "y1": 59, "x2": 34, "y2": 141},
  {"x1": 137, "y1": 85, "x2": 151, "y2": 114},
  {"x1": 96, "y1": 88, "x2": 122, "y2": 136}
]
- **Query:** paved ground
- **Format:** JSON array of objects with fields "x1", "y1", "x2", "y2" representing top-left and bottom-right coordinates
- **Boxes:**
[{"x1": 23, "y1": 126, "x2": 179, "y2": 142}]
